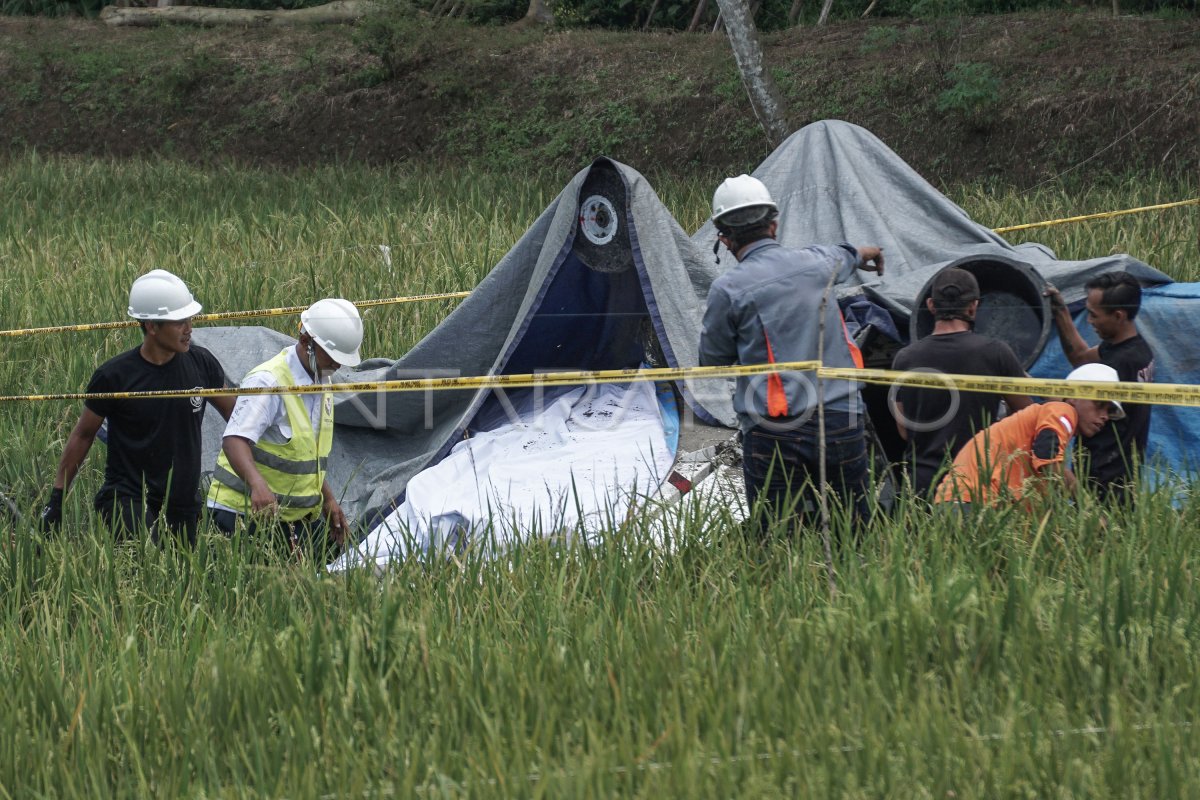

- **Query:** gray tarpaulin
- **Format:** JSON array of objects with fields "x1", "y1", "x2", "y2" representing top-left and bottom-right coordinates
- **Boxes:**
[
  {"x1": 696, "y1": 120, "x2": 1190, "y2": 480},
  {"x1": 194, "y1": 121, "x2": 1181, "y2": 525},
  {"x1": 197, "y1": 158, "x2": 733, "y2": 526},
  {"x1": 695, "y1": 120, "x2": 1171, "y2": 312}
]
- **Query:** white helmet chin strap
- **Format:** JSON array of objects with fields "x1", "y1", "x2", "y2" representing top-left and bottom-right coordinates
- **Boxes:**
[{"x1": 301, "y1": 329, "x2": 324, "y2": 382}]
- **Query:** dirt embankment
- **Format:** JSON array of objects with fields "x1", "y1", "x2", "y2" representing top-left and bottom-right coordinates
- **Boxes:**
[{"x1": 0, "y1": 11, "x2": 1196, "y2": 183}]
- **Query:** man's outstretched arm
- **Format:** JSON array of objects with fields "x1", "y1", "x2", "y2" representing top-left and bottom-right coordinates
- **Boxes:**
[
  {"x1": 1044, "y1": 284, "x2": 1099, "y2": 367},
  {"x1": 41, "y1": 407, "x2": 105, "y2": 529}
]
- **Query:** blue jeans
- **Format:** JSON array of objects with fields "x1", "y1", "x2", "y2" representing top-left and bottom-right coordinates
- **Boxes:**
[{"x1": 741, "y1": 410, "x2": 870, "y2": 540}]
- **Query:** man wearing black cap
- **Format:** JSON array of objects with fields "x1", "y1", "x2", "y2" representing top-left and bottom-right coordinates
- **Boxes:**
[{"x1": 891, "y1": 267, "x2": 1033, "y2": 496}]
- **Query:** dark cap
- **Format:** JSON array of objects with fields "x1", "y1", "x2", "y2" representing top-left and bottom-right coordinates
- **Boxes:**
[{"x1": 930, "y1": 267, "x2": 980, "y2": 305}]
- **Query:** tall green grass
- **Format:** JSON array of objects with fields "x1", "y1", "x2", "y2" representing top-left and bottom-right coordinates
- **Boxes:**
[
  {"x1": 1, "y1": 489, "x2": 1199, "y2": 795},
  {"x1": 952, "y1": 174, "x2": 1200, "y2": 282},
  {"x1": 0, "y1": 155, "x2": 1198, "y2": 796}
]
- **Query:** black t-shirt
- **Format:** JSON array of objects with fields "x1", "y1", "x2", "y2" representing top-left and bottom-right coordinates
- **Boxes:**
[
  {"x1": 892, "y1": 331, "x2": 1026, "y2": 495},
  {"x1": 1082, "y1": 334, "x2": 1154, "y2": 488},
  {"x1": 85, "y1": 345, "x2": 226, "y2": 512}
]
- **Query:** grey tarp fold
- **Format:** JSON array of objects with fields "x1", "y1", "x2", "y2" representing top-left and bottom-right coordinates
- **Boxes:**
[
  {"x1": 199, "y1": 158, "x2": 733, "y2": 526},
  {"x1": 694, "y1": 120, "x2": 1171, "y2": 313},
  {"x1": 689, "y1": 120, "x2": 1188, "y2": 480},
  {"x1": 197, "y1": 121, "x2": 1179, "y2": 527}
]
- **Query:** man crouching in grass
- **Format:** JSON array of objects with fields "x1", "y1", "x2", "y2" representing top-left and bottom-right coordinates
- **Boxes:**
[{"x1": 932, "y1": 364, "x2": 1125, "y2": 513}]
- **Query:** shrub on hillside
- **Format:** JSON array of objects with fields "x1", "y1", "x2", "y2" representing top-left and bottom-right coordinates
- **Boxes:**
[{"x1": 937, "y1": 61, "x2": 1002, "y2": 129}]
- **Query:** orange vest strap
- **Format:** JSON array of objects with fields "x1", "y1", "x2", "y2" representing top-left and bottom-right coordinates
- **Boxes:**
[{"x1": 762, "y1": 327, "x2": 790, "y2": 417}]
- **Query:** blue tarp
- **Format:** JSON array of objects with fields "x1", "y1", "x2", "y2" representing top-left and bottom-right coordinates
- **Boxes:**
[
  {"x1": 201, "y1": 158, "x2": 733, "y2": 524},
  {"x1": 1031, "y1": 283, "x2": 1200, "y2": 482}
]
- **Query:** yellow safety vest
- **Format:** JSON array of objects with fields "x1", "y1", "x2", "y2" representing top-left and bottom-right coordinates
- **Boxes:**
[{"x1": 208, "y1": 349, "x2": 333, "y2": 522}]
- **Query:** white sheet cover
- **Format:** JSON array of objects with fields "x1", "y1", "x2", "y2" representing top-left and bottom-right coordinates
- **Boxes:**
[{"x1": 329, "y1": 380, "x2": 675, "y2": 571}]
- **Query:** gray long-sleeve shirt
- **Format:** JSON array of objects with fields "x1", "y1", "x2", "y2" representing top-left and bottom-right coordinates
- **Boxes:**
[{"x1": 699, "y1": 239, "x2": 863, "y2": 432}]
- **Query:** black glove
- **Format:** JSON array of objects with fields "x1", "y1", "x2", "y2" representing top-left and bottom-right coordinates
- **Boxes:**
[{"x1": 39, "y1": 488, "x2": 63, "y2": 532}]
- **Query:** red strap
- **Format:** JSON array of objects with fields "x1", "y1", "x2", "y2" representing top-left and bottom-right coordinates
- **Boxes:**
[
  {"x1": 841, "y1": 313, "x2": 864, "y2": 369},
  {"x1": 762, "y1": 327, "x2": 790, "y2": 417}
]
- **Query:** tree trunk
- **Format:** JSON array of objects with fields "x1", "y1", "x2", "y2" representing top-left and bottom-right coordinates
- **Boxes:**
[
  {"x1": 101, "y1": 0, "x2": 374, "y2": 26},
  {"x1": 643, "y1": 0, "x2": 662, "y2": 30},
  {"x1": 816, "y1": 0, "x2": 834, "y2": 25},
  {"x1": 523, "y1": 0, "x2": 554, "y2": 25},
  {"x1": 787, "y1": 0, "x2": 803, "y2": 25},
  {"x1": 711, "y1": 9, "x2": 723, "y2": 33},
  {"x1": 712, "y1": 0, "x2": 790, "y2": 147},
  {"x1": 860, "y1": 0, "x2": 877, "y2": 17},
  {"x1": 686, "y1": 0, "x2": 708, "y2": 32},
  {"x1": 1111, "y1": 0, "x2": 1119, "y2": 15}
]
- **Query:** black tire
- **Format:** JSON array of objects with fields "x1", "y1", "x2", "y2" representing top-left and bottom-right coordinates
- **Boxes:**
[{"x1": 572, "y1": 159, "x2": 633, "y2": 274}]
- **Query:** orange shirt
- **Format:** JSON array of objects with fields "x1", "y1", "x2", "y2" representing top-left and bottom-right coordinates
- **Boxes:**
[{"x1": 934, "y1": 402, "x2": 1078, "y2": 505}]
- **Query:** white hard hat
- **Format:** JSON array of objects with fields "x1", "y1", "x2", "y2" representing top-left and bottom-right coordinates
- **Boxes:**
[
  {"x1": 127, "y1": 269, "x2": 202, "y2": 321},
  {"x1": 1065, "y1": 363, "x2": 1125, "y2": 420},
  {"x1": 711, "y1": 174, "x2": 777, "y2": 227},
  {"x1": 301, "y1": 298, "x2": 363, "y2": 367}
]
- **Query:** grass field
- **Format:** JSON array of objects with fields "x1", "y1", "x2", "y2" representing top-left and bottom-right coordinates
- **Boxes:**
[{"x1": 0, "y1": 155, "x2": 1198, "y2": 796}]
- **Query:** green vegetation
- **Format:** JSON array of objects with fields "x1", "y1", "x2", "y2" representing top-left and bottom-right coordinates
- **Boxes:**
[
  {"x1": 0, "y1": 157, "x2": 1198, "y2": 795},
  {"x1": 6, "y1": 0, "x2": 1196, "y2": 24},
  {"x1": 936, "y1": 62, "x2": 1002, "y2": 128},
  {"x1": 953, "y1": 175, "x2": 1200, "y2": 279},
  {"x1": 1, "y1": 12, "x2": 1196, "y2": 182},
  {"x1": 2, "y1": 491, "x2": 1200, "y2": 796},
  {"x1": 353, "y1": 3, "x2": 452, "y2": 83},
  {"x1": 860, "y1": 24, "x2": 903, "y2": 53}
]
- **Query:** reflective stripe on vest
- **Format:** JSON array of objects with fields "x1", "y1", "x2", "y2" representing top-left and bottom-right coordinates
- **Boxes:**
[{"x1": 208, "y1": 348, "x2": 333, "y2": 522}]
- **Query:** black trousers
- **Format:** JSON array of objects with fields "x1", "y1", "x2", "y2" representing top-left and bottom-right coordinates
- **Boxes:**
[
  {"x1": 741, "y1": 410, "x2": 871, "y2": 541},
  {"x1": 96, "y1": 494, "x2": 200, "y2": 545},
  {"x1": 209, "y1": 508, "x2": 336, "y2": 561}
]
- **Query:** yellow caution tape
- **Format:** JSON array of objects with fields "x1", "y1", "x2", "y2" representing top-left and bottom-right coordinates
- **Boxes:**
[
  {"x1": 11, "y1": 361, "x2": 1200, "y2": 408},
  {"x1": 823, "y1": 367, "x2": 1200, "y2": 408},
  {"x1": 992, "y1": 198, "x2": 1200, "y2": 235},
  {"x1": 0, "y1": 291, "x2": 472, "y2": 338},
  {"x1": 0, "y1": 361, "x2": 820, "y2": 403}
]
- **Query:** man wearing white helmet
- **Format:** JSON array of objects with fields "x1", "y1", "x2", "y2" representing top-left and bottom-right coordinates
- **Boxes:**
[
  {"x1": 699, "y1": 174, "x2": 885, "y2": 540},
  {"x1": 41, "y1": 269, "x2": 235, "y2": 542},
  {"x1": 933, "y1": 363, "x2": 1126, "y2": 510},
  {"x1": 206, "y1": 298, "x2": 363, "y2": 557}
]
